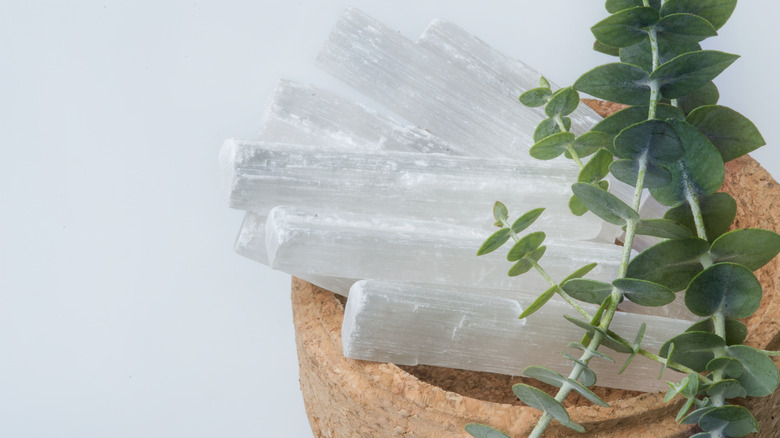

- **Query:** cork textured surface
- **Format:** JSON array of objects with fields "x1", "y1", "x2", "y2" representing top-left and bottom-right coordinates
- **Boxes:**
[{"x1": 291, "y1": 100, "x2": 780, "y2": 437}]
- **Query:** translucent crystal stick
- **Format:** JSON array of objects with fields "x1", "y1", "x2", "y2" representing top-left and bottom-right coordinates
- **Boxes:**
[
  {"x1": 220, "y1": 139, "x2": 607, "y2": 240},
  {"x1": 343, "y1": 280, "x2": 692, "y2": 392},
  {"x1": 259, "y1": 79, "x2": 464, "y2": 155},
  {"x1": 264, "y1": 205, "x2": 624, "y2": 296},
  {"x1": 416, "y1": 19, "x2": 601, "y2": 136},
  {"x1": 316, "y1": 7, "x2": 566, "y2": 160}
]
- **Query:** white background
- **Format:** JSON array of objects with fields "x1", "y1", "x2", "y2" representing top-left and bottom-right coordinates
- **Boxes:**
[{"x1": 1, "y1": 1, "x2": 778, "y2": 437}]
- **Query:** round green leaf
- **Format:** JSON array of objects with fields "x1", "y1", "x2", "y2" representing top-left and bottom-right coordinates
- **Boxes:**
[
  {"x1": 626, "y1": 237, "x2": 709, "y2": 291},
  {"x1": 655, "y1": 13, "x2": 717, "y2": 42},
  {"x1": 593, "y1": 40, "x2": 620, "y2": 57},
  {"x1": 492, "y1": 201, "x2": 508, "y2": 223},
  {"x1": 511, "y1": 208, "x2": 545, "y2": 234},
  {"x1": 710, "y1": 228, "x2": 780, "y2": 271},
  {"x1": 465, "y1": 424, "x2": 510, "y2": 438},
  {"x1": 519, "y1": 87, "x2": 552, "y2": 108},
  {"x1": 529, "y1": 132, "x2": 575, "y2": 160},
  {"x1": 591, "y1": 7, "x2": 659, "y2": 48},
  {"x1": 705, "y1": 379, "x2": 747, "y2": 400},
  {"x1": 571, "y1": 182, "x2": 639, "y2": 226},
  {"x1": 685, "y1": 263, "x2": 762, "y2": 319},
  {"x1": 578, "y1": 149, "x2": 613, "y2": 184},
  {"x1": 726, "y1": 345, "x2": 780, "y2": 397},
  {"x1": 573, "y1": 63, "x2": 650, "y2": 105},
  {"x1": 545, "y1": 87, "x2": 579, "y2": 117},
  {"x1": 507, "y1": 246, "x2": 546, "y2": 277},
  {"x1": 591, "y1": 103, "x2": 685, "y2": 154},
  {"x1": 660, "y1": 331, "x2": 726, "y2": 372},
  {"x1": 610, "y1": 159, "x2": 671, "y2": 188},
  {"x1": 507, "y1": 232, "x2": 546, "y2": 262},
  {"x1": 650, "y1": 50, "x2": 739, "y2": 100},
  {"x1": 677, "y1": 81, "x2": 719, "y2": 115},
  {"x1": 687, "y1": 105, "x2": 766, "y2": 162},
  {"x1": 649, "y1": 119, "x2": 725, "y2": 207},
  {"x1": 477, "y1": 228, "x2": 511, "y2": 256},
  {"x1": 633, "y1": 218, "x2": 693, "y2": 239},
  {"x1": 571, "y1": 131, "x2": 610, "y2": 159},
  {"x1": 568, "y1": 194, "x2": 588, "y2": 216},
  {"x1": 561, "y1": 279, "x2": 612, "y2": 305},
  {"x1": 698, "y1": 405, "x2": 758, "y2": 437},
  {"x1": 561, "y1": 353, "x2": 597, "y2": 387},
  {"x1": 663, "y1": 192, "x2": 736, "y2": 241},
  {"x1": 706, "y1": 357, "x2": 743, "y2": 379},
  {"x1": 681, "y1": 407, "x2": 715, "y2": 425},
  {"x1": 534, "y1": 117, "x2": 571, "y2": 143},
  {"x1": 606, "y1": 0, "x2": 660, "y2": 13},
  {"x1": 614, "y1": 119, "x2": 683, "y2": 163},
  {"x1": 619, "y1": 33, "x2": 700, "y2": 73},
  {"x1": 512, "y1": 383, "x2": 570, "y2": 424},
  {"x1": 613, "y1": 278, "x2": 676, "y2": 306},
  {"x1": 660, "y1": 0, "x2": 737, "y2": 30},
  {"x1": 686, "y1": 317, "x2": 747, "y2": 346}
]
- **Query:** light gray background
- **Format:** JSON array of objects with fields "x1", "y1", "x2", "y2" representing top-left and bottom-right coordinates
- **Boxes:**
[{"x1": 1, "y1": 1, "x2": 777, "y2": 437}]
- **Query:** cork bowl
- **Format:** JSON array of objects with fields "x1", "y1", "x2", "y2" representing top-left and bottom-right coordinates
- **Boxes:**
[{"x1": 291, "y1": 101, "x2": 780, "y2": 437}]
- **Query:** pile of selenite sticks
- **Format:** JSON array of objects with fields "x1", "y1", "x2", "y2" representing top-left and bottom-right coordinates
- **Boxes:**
[{"x1": 220, "y1": 7, "x2": 697, "y2": 392}]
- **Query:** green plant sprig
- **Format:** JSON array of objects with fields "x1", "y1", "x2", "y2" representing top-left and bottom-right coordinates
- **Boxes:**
[{"x1": 467, "y1": 1, "x2": 780, "y2": 437}]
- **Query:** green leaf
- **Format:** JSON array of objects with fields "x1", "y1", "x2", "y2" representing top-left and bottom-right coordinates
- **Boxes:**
[
  {"x1": 591, "y1": 103, "x2": 685, "y2": 154},
  {"x1": 571, "y1": 182, "x2": 639, "y2": 226},
  {"x1": 508, "y1": 246, "x2": 546, "y2": 277},
  {"x1": 570, "y1": 131, "x2": 611, "y2": 158},
  {"x1": 626, "y1": 237, "x2": 709, "y2": 291},
  {"x1": 660, "y1": 0, "x2": 737, "y2": 30},
  {"x1": 533, "y1": 117, "x2": 571, "y2": 143},
  {"x1": 633, "y1": 218, "x2": 693, "y2": 239},
  {"x1": 492, "y1": 201, "x2": 508, "y2": 223},
  {"x1": 726, "y1": 345, "x2": 780, "y2": 397},
  {"x1": 686, "y1": 105, "x2": 766, "y2": 162},
  {"x1": 523, "y1": 366, "x2": 609, "y2": 407},
  {"x1": 685, "y1": 263, "x2": 762, "y2": 319},
  {"x1": 706, "y1": 357, "x2": 743, "y2": 378},
  {"x1": 698, "y1": 405, "x2": 758, "y2": 437},
  {"x1": 711, "y1": 228, "x2": 780, "y2": 271},
  {"x1": 477, "y1": 228, "x2": 511, "y2": 256},
  {"x1": 540, "y1": 76, "x2": 550, "y2": 88},
  {"x1": 529, "y1": 132, "x2": 575, "y2": 160},
  {"x1": 563, "y1": 263, "x2": 598, "y2": 283},
  {"x1": 682, "y1": 407, "x2": 716, "y2": 425},
  {"x1": 606, "y1": 0, "x2": 660, "y2": 13},
  {"x1": 511, "y1": 208, "x2": 545, "y2": 234},
  {"x1": 705, "y1": 379, "x2": 747, "y2": 399},
  {"x1": 613, "y1": 119, "x2": 683, "y2": 163},
  {"x1": 649, "y1": 119, "x2": 725, "y2": 207},
  {"x1": 578, "y1": 149, "x2": 613, "y2": 184},
  {"x1": 663, "y1": 192, "x2": 736, "y2": 242},
  {"x1": 507, "y1": 231, "x2": 546, "y2": 262},
  {"x1": 512, "y1": 383, "x2": 571, "y2": 424},
  {"x1": 591, "y1": 7, "x2": 659, "y2": 48},
  {"x1": 619, "y1": 323, "x2": 646, "y2": 373},
  {"x1": 573, "y1": 63, "x2": 650, "y2": 105},
  {"x1": 568, "y1": 194, "x2": 588, "y2": 216},
  {"x1": 568, "y1": 342, "x2": 615, "y2": 363},
  {"x1": 561, "y1": 279, "x2": 613, "y2": 305},
  {"x1": 561, "y1": 352, "x2": 598, "y2": 386},
  {"x1": 613, "y1": 278, "x2": 676, "y2": 306},
  {"x1": 464, "y1": 424, "x2": 511, "y2": 438},
  {"x1": 593, "y1": 40, "x2": 620, "y2": 57},
  {"x1": 519, "y1": 285, "x2": 557, "y2": 319},
  {"x1": 660, "y1": 331, "x2": 726, "y2": 372},
  {"x1": 519, "y1": 87, "x2": 552, "y2": 107},
  {"x1": 655, "y1": 13, "x2": 717, "y2": 42},
  {"x1": 610, "y1": 159, "x2": 671, "y2": 188},
  {"x1": 650, "y1": 50, "x2": 739, "y2": 100},
  {"x1": 677, "y1": 82, "x2": 719, "y2": 116},
  {"x1": 545, "y1": 87, "x2": 579, "y2": 117},
  {"x1": 686, "y1": 317, "x2": 747, "y2": 346},
  {"x1": 563, "y1": 315, "x2": 633, "y2": 353},
  {"x1": 620, "y1": 33, "x2": 700, "y2": 73}
]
